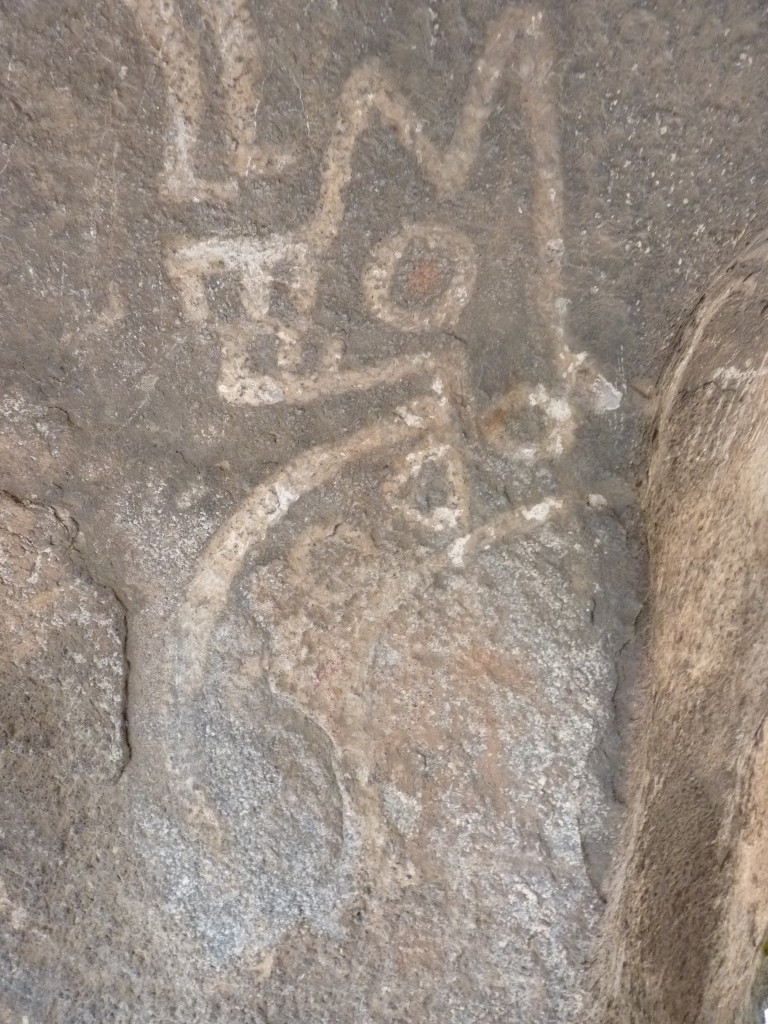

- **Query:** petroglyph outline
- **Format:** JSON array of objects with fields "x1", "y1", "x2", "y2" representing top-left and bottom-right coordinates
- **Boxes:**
[
  {"x1": 47, "y1": 1, "x2": 627, "y2": 973},
  {"x1": 380, "y1": 438, "x2": 471, "y2": 534},
  {"x1": 161, "y1": 5, "x2": 595, "y2": 458},
  {"x1": 653, "y1": 233, "x2": 768, "y2": 477},
  {"x1": 124, "y1": 0, "x2": 295, "y2": 200},
  {"x1": 134, "y1": 7, "x2": 607, "y2": 955},
  {"x1": 166, "y1": 394, "x2": 565, "y2": 895},
  {"x1": 172, "y1": 394, "x2": 565, "y2": 714},
  {"x1": 363, "y1": 223, "x2": 477, "y2": 332}
]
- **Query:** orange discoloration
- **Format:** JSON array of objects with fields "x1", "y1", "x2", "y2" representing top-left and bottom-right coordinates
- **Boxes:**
[{"x1": 405, "y1": 259, "x2": 443, "y2": 300}]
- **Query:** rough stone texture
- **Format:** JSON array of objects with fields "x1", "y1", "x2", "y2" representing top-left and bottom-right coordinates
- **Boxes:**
[
  {"x1": 593, "y1": 233, "x2": 768, "y2": 1024},
  {"x1": 1, "y1": 1, "x2": 768, "y2": 1020}
]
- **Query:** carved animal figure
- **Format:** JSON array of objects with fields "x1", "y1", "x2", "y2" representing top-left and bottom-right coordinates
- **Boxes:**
[{"x1": 593, "y1": 229, "x2": 768, "y2": 1024}]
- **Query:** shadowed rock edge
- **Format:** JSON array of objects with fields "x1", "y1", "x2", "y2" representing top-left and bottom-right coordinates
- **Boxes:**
[{"x1": 592, "y1": 228, "x2": 768, "y2": 1024}]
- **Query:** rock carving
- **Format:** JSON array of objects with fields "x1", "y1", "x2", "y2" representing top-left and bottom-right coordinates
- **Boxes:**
[
  {"x1": 123, "y1": 0, "x2": 294, "y2": 198},
  {"x1": 125, "y1": 2, "x2": 620, "y2": 965}
]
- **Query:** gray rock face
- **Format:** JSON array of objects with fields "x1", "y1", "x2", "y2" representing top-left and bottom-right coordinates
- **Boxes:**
[
  {"x1": 593, "y1": 233, "x2": 768, "y2": 1024},
  {"x1": 1, "y1": 0, "x2": 767, "y2": 1020}
]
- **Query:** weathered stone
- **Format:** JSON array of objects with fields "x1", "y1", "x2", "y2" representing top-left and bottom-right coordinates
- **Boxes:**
[
  {"x1": 2, "y1": 0, "x2": 768, "y2": 1020},
  {"x1": 593, "y1": 232, "x2": 768, "y2": 1024}
]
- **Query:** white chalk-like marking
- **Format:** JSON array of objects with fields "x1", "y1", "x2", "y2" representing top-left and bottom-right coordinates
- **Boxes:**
[
  {"x1": 653, "y1": 236, "x2": 768, "y2": 453},
  {"x1": 175, "y1": 410, "x2": 430, "y2": 699},
  {"x1": 448, "y1": 496, "x2": 564, "y2": 566},
  {"x1": 124, "y1": 0, "x2": 294, "y2": 198},
  {"x1": 162, "y1": 6, "x2": 575, "y2": 416},
  {"x1": 712, "y1": 362, "x2": 768, "y2": 388},
  {"x1": 395, "y1": 406, "x2": 427, "y2": 429},
  {"x1": 546, "y1": 397, "x2": 572, "y2": 423},
  {"x1": 591, "y1": 375, "x2": 623, "y2": 412},
  {"x1": 522, "y1": 497, "x2": 562, "y2": 522},
  {"x1": 362, "y1": 223, "x2": 477, "y2": 332},
  {"x1": 448, "y1": 535, "x2": 471, "y2": 567},
  {"x1": 381, "y1": 436, "x2": 471, "y2": 535}
]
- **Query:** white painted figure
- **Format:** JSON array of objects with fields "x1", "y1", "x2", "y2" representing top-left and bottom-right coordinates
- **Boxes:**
[{"x1": 125, "y1": 6, "x2": 622, "y2": 996}]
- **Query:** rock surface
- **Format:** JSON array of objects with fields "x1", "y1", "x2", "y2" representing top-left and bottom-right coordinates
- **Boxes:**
[
  {"x1": 593, "y1": 233, "x2": 768, "y2": 1024},
  {"x1": 1, "y1": 1, "x2": 767, "y2": 1020}
]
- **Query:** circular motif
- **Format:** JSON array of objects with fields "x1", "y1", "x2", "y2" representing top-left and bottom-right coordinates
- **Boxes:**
[{"x1": 363, "y1": 222, "x2": 477, "y2": 332}]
